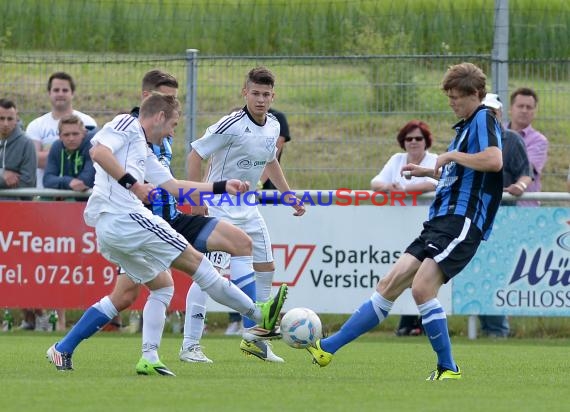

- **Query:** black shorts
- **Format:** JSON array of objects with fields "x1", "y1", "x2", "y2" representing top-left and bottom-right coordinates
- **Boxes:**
[
  {"x1": 170, "y1": 213, "x2": 219, "y2": 253},
  {"x1": 405, "y1": 215, "x2": 482, "y2": 282}
]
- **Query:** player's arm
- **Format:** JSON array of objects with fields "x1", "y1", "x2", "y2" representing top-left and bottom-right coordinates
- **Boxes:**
[
  {"x1": 439, "y1": 147, "x2": 502, "y2": 173},
  {"x1": 264, "y1": 159, "x2": 305, "y2": 216},
  {"x1": 90, "y1": 143, "x2": 153, "y2": 201},
  {"x1": 161, "y1": 178, "x2": 249, "y2": 200}
]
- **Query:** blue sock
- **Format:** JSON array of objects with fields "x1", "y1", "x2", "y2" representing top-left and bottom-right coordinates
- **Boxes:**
[
  {"x1": 56, "y1": 307, "x2": 111, "y2": 354},
  {"x1": 232, "y1": 272, "x2": 256, "y2": 328},
  {"x1": 418, "y1": 298, "x2": 456, "y2": 371},
  {"x1": 323, "y1": 292, "x2": 392, "y2": 354}
]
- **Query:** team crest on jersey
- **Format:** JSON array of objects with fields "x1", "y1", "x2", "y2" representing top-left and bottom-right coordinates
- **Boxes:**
[
  {"x1": 137, "y1": 159, "x2": 145, "y2": 168},
  {"x1": 265, "y1": 138, "x2": 276, "y2": 152}
]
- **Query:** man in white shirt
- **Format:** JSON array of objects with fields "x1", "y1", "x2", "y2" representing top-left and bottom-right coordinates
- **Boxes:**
[
  {"x1": 26, "y1": 72, "x2": 97, "y2": 188},
  {"x1": 46, "y1": 93, "x2": 287, "y2": 376}
]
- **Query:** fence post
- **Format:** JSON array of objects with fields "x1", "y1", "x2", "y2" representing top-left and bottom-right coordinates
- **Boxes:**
[
  {"x1": 185, "y1": 49, "x2": 199, "y2": 161},
  {"x1": 492, "y1": 0, "x2": 509, "y2": 122}
]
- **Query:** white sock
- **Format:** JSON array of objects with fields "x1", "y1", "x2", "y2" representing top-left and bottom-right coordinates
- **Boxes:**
[
  {"x1": 182, "y1": 282, "x2": 208, "y2": 349},
  {"x1": 93, "y1": 296, "x2": 119, "y2": 318},
  {"x1": 255, "y1": 270, "x2": 274, "y2": 302},
  {"x1": 142, "y1": 286, "x2": 173, "y2": 363}
]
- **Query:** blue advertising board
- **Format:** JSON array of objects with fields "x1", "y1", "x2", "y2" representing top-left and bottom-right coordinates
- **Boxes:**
[{"x1": 453, "y1": 207, "x2": 570, "y2": 316}]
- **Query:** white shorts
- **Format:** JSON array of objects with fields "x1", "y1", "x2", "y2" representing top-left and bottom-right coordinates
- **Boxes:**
[
  {"x1": 206, "y1": 210, "x2": 273, "y2": 266},
  {"x1": 96, "y1": 211, "x2": 188, "y2": 284}
]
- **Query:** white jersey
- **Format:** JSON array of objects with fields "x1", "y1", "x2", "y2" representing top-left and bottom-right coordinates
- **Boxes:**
[
  {"x1": 84, "y1": 114, "x2": 172, "y2": 227},
  {"x1": 26, "y1": 110, "x2": 97, "y2": 188},
  {"x1": 191, "y1": 108, "x2": 279, "y2": 221}
]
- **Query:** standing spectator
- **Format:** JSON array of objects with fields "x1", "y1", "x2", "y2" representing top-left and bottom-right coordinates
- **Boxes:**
[
  {"x1": 371, "y1": 120, "x2": 438, "y2": 336},
  {"x1": 306, "y1": 62, "x2": 503, "y2": 380},
  {"x1": 43, "y1": 114, "x2": 96, "y2": 192},
  {"x1": 0, "y1": 98, "x2": 37, "y2": 196},
  {"x1": 26, "y1": 72, "x2": 97, "y2": 189},
  {"x1": 26, "y1": 73, "x2": 96, "y2": 331},
  {"x1": 507, "y1": 87, "x2": 548, "y2": 206},
  {"x1": 479, "y1": 93, "x2": 532, "y2": 338}
]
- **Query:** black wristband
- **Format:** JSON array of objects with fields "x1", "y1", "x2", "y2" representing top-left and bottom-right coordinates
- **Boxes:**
[
  {"x1": 213, "y1": 180, "x2": 227, "y2": 194},
  {"x1": 118, "y1": 173, "x2": 138, "y2": 190}
]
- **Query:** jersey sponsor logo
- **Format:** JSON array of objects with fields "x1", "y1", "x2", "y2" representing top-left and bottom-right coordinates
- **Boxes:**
[{"x1": 237, "y1": 159, "x2": 252, "y2": 169}]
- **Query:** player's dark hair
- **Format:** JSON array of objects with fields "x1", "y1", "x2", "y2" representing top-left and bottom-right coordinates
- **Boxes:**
[
  {"x1": 142, "y1": 70, "x2": 179, "y2": 92},
  {"x1": 245, "y1": 66, "x2": 275, "y2": 88},
  {"x1": 48, "y1": 72, "x2": 76, "y2": 93}
]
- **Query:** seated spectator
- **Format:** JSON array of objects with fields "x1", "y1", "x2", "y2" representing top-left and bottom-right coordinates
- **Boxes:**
[
  {"x1": 371, "y1": 120, "x2": 438, "y2": 336},
  {"x1": 43, "y1": 114, "x2": 95, "y2": 193},
  {"x1": 0, "y1": 98, "x2": 37, "y2": 198}
]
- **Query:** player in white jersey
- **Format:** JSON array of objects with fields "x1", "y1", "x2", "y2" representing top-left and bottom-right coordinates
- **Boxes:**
[
  {"x1": 26, "y1": 72, "x2": 97, "y2": 188},
  {"x1": 46, "y1": 93, "x2": 288, "y2": 376},
  {"x1": 185, "y1": 67, "x2": 305, "y2": 362}
]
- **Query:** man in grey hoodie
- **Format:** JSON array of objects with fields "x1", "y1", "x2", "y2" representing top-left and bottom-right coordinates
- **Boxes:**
[{"x1": 0, "y1": 98, "x2": 37, "y2": 197}]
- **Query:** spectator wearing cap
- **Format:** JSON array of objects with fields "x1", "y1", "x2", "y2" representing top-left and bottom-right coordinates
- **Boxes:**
[{"x1": 477, "y1": 92, "x2": 533, "y2": 338}]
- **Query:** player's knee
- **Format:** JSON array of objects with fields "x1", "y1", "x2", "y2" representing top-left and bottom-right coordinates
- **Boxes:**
[
  {"x1": 109, "y1": 288, "x2": 140, "y2": 311},
  {"x1": 149, "y1": 286, "x2": 174, "y2": 306}
]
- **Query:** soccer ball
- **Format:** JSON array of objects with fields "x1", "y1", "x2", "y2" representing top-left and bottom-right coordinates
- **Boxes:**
[{"x1": 280, "y1": 307, "x2": 322, "y2": 349}]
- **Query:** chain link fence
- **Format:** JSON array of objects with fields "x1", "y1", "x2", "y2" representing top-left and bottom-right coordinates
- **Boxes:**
[{"x1": 1, "y1": 52, "x2": 568, "y2": 191}]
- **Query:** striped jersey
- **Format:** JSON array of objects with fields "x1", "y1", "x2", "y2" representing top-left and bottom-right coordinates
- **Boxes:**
[
  {"x1": 191, "y1": 106, "x2": 280, "y2": 221},
  {"x1": 430, "y1": 106, "x2": 503, "y2": 240},
  {"x1": 84, "y1": 114, "x2": 172, "y2": 227}
]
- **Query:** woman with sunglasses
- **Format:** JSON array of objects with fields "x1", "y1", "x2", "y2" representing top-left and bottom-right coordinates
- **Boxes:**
[{"x1": 371, "y1": 120, "x2": 438, "y2": 195}]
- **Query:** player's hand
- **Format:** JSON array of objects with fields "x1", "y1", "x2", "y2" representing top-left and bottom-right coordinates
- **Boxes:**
[
  {"x1": 283, "y1": 194, "x2": 305, "y2": 216},
  {"x1": 131, "y1": 182, "x2": 155, "y2": 204},
  {"x1": 191, "y1": 205, "x2": 208, "y2": 216},
  {"x1": 225, "y1": 179, "x2": 250, "y2": 195}
]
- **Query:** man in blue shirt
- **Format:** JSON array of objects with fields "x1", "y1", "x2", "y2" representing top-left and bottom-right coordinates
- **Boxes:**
[{"x1": 307, "y1": 62, "x2": 503, "y2": 381}]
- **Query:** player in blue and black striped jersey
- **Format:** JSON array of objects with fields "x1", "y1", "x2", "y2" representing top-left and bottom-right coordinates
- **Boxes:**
[{"x1": 307, "y1": 62, "x2": 503, "y2": 381}]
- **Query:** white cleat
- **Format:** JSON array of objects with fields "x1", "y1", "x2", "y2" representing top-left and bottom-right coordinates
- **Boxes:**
[
  {"x1": 240, "y1": 339, "x2": 284, "y2": 363},
  {"x1": 179, "y1": 344, "x2": 213, "y2": 363}
]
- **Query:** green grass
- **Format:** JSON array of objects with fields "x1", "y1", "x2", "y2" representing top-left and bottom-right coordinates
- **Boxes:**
[
  {"x1": 3, "y1": 0, "x2": 570, "y2": 58},
  {"x1": 3, "y1": 331, "x2": 569, "y2": 412}
]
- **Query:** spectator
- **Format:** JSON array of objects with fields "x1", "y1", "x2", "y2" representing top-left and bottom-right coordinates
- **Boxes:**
[
  {"x1": 26, "y1": 71, "x2": 97, "y2": 189},
  {"x1": 0, "y1": 98, "x2": 37, "y2": 197},
  {"x1": 507, "y1": 87, "x2": 548, "y2": 206},
  {"x1": 43, "y1": 114, "x2": 96, "y2": 192},
  {"x1": 371, "y1": 120, "x2": 438, "y2": 336},
  {"x1": 26, "y1": 72, "x2": 96, "y2": 331},
  {"x1": 479, "y1": 93, "x2": 533, "y2": 338}
]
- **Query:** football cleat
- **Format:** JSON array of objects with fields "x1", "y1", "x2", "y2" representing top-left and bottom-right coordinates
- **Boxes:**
[
  {"x1": 136, "y1": 357, "x2": 176, "y2": 376},
  {"x1": 242, "y1": 326, "x2": 282, "y2": 342},
  {"x1": 46, "y1": 343, "x2": 73, "y2": 371},
  {"x1": 258, "y1": 283, "x2": 288, "y2": 330},
  {"x1": 307, "y1": 339, "x2": 333, "y2": 367},
  {"x1": 240, "y1": 339, "x2": 284, "y2": 363},
  {"x1": 179, "y1": 345, "x2": 213, "y2": 363},
  {"x1": 426, "y1": 365, "x2": 462, "y2": 381}
]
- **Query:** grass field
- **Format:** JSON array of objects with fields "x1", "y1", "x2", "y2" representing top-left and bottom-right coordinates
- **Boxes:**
[{"x1": 2, "y1": 331, "x2": 568, "y2": 412}]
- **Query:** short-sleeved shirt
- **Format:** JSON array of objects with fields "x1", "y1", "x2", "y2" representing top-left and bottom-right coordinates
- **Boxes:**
[
  {"x1": 84, "y1": 114, "x2": 171, "y2": 227},
  {"x1": 430, "y1": 106, "x2": 503, "y2": 240},
  {"x1": 191, "y1": 107, "x2": 279, "y2": 221}
]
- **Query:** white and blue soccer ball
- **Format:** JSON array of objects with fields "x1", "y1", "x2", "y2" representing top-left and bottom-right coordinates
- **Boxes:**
[{"x1": 280, "y1": 307, "x2": 322, "y2": 349}]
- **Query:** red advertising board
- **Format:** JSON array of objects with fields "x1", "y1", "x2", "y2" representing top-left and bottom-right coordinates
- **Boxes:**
[{"x1": 0, "y1": 201, "x2": 192, "y2": 310}]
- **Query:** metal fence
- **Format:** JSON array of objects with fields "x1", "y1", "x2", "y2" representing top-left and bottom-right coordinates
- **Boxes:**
[{"x1": 1, "y1": 52, "x2": 569, "y2": 191}]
